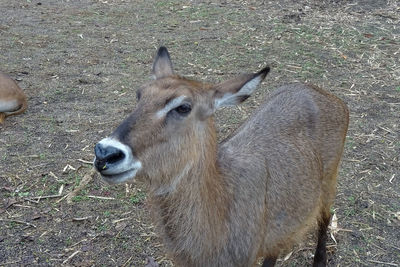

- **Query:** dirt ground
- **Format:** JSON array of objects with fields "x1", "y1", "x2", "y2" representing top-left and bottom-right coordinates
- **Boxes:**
[{"x1": 0, "y1": 0, "x2": 399, "y2": 266}]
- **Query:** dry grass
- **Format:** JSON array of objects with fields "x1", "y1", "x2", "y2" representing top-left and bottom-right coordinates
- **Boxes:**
[{"x1": 0, "y1": 0, "x2": 399, "y2": 266}]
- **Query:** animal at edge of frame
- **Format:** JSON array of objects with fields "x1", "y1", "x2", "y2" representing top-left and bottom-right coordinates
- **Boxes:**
[{"x1": 0, "y1": 72, "x2": 27, "y2": 124}]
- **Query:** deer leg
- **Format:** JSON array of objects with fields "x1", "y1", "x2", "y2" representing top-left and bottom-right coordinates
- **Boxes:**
[
  {"x1": 312, "y1": 211, "x2": 331, "y2": 267},
  {"x1": 261, "y1": 256, "x2": 277, "y2": 267},
  {"x1": 0, "y1": 113, "x2": 5, "y2": 124}
]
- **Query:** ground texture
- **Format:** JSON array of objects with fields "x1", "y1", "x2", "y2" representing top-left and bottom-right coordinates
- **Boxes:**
[{"x1": 0, "y1": 0, "x2": 399, "y2": 266}]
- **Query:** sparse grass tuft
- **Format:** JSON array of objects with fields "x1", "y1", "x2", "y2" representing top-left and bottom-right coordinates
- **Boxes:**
[{"x1": 0, "y1": 0, "x2": 398, "y2": 266}]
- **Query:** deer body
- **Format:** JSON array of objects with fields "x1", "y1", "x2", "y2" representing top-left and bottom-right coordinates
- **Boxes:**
[
  {"x1": 0, "y1": 72, "x2": 27, "y2": 123},
  {"x1": 94, "y1": 47, "x2": 349, "y2": 266}
]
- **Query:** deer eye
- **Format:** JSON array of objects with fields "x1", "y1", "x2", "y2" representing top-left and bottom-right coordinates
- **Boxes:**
[{"x1": 174, "y1": 103, "x2": 192, "y2": 115}]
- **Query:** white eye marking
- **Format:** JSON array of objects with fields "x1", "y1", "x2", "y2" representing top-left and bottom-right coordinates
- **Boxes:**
[{"x1": 155, "y1": 95, "x2": 187, "y2": 119}]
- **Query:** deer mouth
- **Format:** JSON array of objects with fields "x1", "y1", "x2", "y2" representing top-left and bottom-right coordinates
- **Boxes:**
[
  {"x1": 99, "y1": 165, "x2": 141, "y2": 184},
  {"x1": 93, "y1": 137, "x2": 142, "y2": 184}
]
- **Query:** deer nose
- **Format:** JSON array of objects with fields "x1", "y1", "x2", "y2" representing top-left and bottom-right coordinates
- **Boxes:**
[{"x1": 94, "y1": 143, "x2": 125, "y2": 171}]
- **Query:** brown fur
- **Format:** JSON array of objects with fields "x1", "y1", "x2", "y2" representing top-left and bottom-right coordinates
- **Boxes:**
[
  {"x1": 0, "y1": 72, "x2": 27, "y2": 123},
  {"x1": 100, "y1": 49, "x2": 349, "y2": 266}
]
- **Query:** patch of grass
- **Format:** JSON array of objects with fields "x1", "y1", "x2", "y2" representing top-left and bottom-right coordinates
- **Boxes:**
[
  {"x1": 47, "y1": 183, "x2": 60, "y2": 195},
  {"x1": 155, "y1": 0, "x2": 175, "y2": 9},
  {"x1": 96, "y1": 222, "x2": 109, "y2": 232},
  {"x1": 348, "y1": 195, "x2": 356, "y2": 205},
  {"x1": 40, "y1": 175, "x2": 49, "y2": 183},
  {"x1": 1, "y1": 1, "x2": 399, "y2": 266},
  {"x1": 130, "y1": 191, "x2": 146, "y2": 204},
  {"x1": 343, "y1": 207, "x2": 357, "y2": 218},
  {"x1": 65, "y1": 237, "x2": 72, "y2": 246},
  {"x1": 71, "y1": 195, "x2": 89, "y2": 202},
  {"x1": 7, "y1": 221, "x2": 17, "y2": 228},
  {"x1": 17, "y1": 191, "x2": 30, "y2": 197},
  {"x1": 72, "y1": 173, "x2": 83, "y2": 187},
  {"x1": 345, "y1": 137, "x2": 355, "y2": 149}
]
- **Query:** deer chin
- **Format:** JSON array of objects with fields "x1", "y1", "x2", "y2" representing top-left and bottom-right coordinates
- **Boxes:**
[
  {"x1": 97, "y1": 160, "x2": 142, "y2": 184},
  {"x1": 100, "y1": 168, "x2": 138, "y2": 184}
]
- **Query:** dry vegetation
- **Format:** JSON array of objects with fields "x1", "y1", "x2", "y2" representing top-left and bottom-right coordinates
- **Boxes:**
[{"x1": 0, "y1": 0, "x2": 399, "y2": 266}]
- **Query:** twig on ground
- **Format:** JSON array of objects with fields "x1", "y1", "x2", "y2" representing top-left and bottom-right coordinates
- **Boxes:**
[
  {"x1": 72, "y1": 216, "x2": 92, "y2": 221},
  {"x1": 64, "y1": 238, "x2": 89, "y2": 252},
  {"x1": 48, "y1": 171, "x2": 60, "y2": 181},
  {"x1": 63, "y1": 164, "x2": 76, "y2": 173},
  {"x1": 377, "y1": 125, "x2": 394, "y2": 134},
  {"x1": 367, "y1": 259, "x2": 398, "y2": 266},
  {"x1": 66, "y1": 168, "x2": 96, "y2": 204},
  {"x1": 389, "y1": 174, "x2": 395, "y2": 183},
  {"x1": 0, "y1": 218, "x2": 36, "y2": 228},
  {"x1": 13, "y1": 204, "x2": 34, "y2": 209},
  {"x1": 1, "y1": 260, "x2": 22, "y2": 266},
  {"x1": 390, "y1": 245, "x2": 400, "y2": 251},
  {"x1": 87, "y1": 195, "x2": 115, "y2": 200},
  {"x1": 25, "y1": 194, "x2": 64, "y2": 202},
  {"x1": 77, "y1": 158, "x2": 93, "y2": 164},
  {"x1": 122, "y1": 256, "x2": 133, "y2": 267},
  {"x1": 70, "y1": 238, "x2": 88, "y2": 248},
  {"x1": 1, "y1": 199, "x2": 21, "y2": 213},
  {"x1": 24, "y1": 185, "x2": 64, "y2": 203},
  {"x1": 56, "y1": 194, "x2": 69, "y2": 203},
  {"x1": 62, "y1": 250, "x2": 81, "y2": 264},
  {"x1": 112, "y1": 217, "x2": 131, "y2": 224}
]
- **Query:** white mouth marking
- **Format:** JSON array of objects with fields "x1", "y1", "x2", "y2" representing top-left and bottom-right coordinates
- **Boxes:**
[
  {"x1": 155, "y1": 95, "x2": 187, "y2": 119},
  {"x1": 101, "y1": 167, "x2": 141, "y2": 184},
  {"x1": 94, "y1": 137, "x2": 142, "y2": 184}
]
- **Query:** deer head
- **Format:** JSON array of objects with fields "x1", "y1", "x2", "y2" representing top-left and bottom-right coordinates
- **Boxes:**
[{"x1": 94, "y1": 47, "x2": 269, "y2": 188}]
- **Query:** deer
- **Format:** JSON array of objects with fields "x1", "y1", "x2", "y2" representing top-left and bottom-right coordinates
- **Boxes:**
[
  {"x1": 93, "y1": 47, "x2": 349, "y2": 267},
  {"x1": 0, "y1": 72, "x2": 27, "y2": 124}
]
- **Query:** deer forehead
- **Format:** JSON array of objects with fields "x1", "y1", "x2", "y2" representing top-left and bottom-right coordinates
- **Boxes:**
[{"x1": 145, "y1": 76, "x2": 208, "y2": 95}]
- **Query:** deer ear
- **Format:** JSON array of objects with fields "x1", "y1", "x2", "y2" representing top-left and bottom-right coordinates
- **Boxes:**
[
  {"x1": 213, "y1": 66, "x2": 270, "y2": 109},
  {"x1": 152, "y1": 46, "x2": 173, "y2": 79}
]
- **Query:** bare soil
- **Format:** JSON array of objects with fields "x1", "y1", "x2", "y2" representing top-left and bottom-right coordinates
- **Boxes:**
[{"x1": 1, "y1": 0, "x2": 399, "y2": 266}]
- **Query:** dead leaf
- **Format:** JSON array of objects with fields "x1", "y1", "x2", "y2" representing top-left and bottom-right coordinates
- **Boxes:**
[
  {"x1": 115, "y1": 221, "x2": 128, "y2": 231},
  {"x1": 282, "y1": 251, "x2": 293, "y2": 261},
  {"x1": 329, "y1": 213, "x2": 338, "y2": 244}
]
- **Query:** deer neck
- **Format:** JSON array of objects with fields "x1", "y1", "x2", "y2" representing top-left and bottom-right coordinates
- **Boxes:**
[{"x1": 148, "y1": 120, "x2": 230, "y2": 259}]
